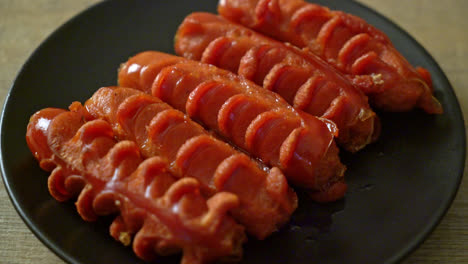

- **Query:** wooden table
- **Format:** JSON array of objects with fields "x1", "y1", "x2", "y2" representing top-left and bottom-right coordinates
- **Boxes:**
[{"x1": 1, "y1": 0, "x2": 467, "y2": 263}]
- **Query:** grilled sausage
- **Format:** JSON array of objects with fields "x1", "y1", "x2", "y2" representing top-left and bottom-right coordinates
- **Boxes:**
[
  {"x1": 218, "y1": 0, "x2": 443, "y2": 114},
  {"x1": 84, "y1": 86, "x2": 298, "y2": 239},
  {"x1": 175, "y1": 12, "x2": 380, "y2": 152},
  {"x1": 118, "y1": 51, "x2": 347, "y2": 202},
  {"x1": 26, "y1": 108, "x2": 246, "y2": 264}
]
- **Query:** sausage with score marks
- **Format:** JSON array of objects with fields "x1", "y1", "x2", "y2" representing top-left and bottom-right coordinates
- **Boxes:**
[
  {"x1": 218, "y1": 0, "x2": 443, "y2": 114},
  {"x1": 26, "y1": 107, "x2": 246, "y2": 264},
  {"x1": 175, "y1": 12, "x2": 380, "y2": 152},
  {"x1": 119, "y1": 51, "x2": 347, "y2": 202}
]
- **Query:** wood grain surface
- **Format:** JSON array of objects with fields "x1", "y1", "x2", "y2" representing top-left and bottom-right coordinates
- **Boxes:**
[{"x1": 0, "y1": 0, "x2": 467, "y2": 263}]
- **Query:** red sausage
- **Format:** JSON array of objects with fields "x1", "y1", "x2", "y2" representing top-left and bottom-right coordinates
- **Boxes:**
[
  {"x1": 174, "y1": 12, "x2": 379, "y2": 151},
  {"x1": 84, "y1": 86, "x2": 298, "y2": 239},
  {"x1": 218, "y1": 0, "x2": 443, "y2": 114},
  {"x1": 118, "y1": 51, "x2": 347, "y2": 202},
  {"x1": 26, "y1": 108, "x2": 246, "y2": 264}
]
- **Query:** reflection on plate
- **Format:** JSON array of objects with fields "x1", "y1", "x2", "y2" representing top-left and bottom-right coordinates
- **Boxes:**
[{"x1": 0, "y1": 0, "x2": 465, "y2": 264}]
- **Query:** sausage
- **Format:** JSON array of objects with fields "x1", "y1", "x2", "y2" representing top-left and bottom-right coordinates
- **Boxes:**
[
  {"x1": 84, "y1": 86, "x2": 298, "y2": 239},
  {"x1": 174, "y1": 12, "x2": 380, "y2": 152},
  {"x1": 218, "y1": 0, "x2": 443, "y2": 114},
  {"x1": 26, "y1": 108, "x2": 246, "y2": 264},
  {"x1": 118, "y1": 51, "x2": 347, "y2": 202}
]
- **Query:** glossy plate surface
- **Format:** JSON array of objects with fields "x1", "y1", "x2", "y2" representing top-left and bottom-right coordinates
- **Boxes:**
[{"x1": 1, "y1": 0, "x2": 465, "y2": 263}]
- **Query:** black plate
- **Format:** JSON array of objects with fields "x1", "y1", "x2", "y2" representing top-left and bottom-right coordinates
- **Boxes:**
[{"x1": 1, "y1": 0, "x2": 465, "y2": 263}]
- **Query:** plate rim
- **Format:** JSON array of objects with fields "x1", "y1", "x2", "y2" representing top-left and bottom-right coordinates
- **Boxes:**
[
  {"x1": 349, "y1": 0, "x2": 466, "y2": 262},
  {"x1": 0, "y1": 2, "x2": 112, "y2": 264}
]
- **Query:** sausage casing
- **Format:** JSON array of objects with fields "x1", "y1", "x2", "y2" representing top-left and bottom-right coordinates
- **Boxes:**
[
  {"x1": 26, "y1": 108, "x2": 246, "y2": 264},
  {"x1": 218, "y1": 0, "x2": 443, "y2": 114},
  {"x1": 175, "y1": 12, "x2": 380, "y2": 152},
  {"x1": 84, "y1": 86, "x2": 298, "y2": 239},
  {"x1": 119, "y1": 51, "x2": 347, "y2": 202}
]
